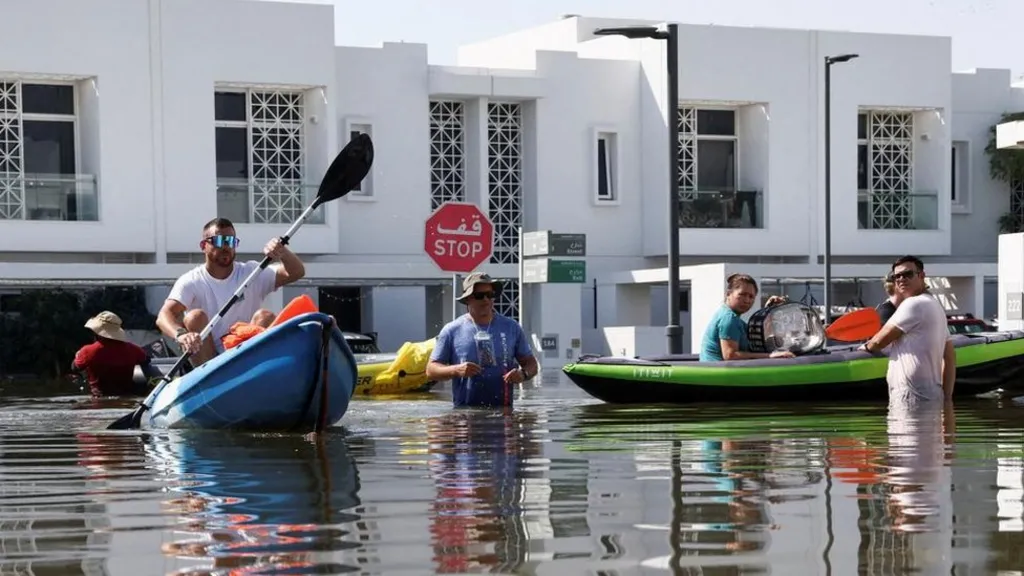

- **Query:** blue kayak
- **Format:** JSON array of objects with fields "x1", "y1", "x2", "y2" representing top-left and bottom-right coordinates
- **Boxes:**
[
  {"x1": 142, "y1": 312, "x2": 357, "y2": 431},
  {"x1": 145, "y1": 431, "x2": 361, "y2": 526}
]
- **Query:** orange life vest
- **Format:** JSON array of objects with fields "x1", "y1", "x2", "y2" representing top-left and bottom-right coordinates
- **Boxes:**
[{"x1": 219, "y1": 294, "x2": 319, "y2": 350}]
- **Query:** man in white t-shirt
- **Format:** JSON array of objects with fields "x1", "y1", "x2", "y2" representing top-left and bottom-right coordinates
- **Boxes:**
[
  {"x1": 156, "y1": 217, "x2": 306, "y2": 367},
  {"x1": 858, "y1": 255, "x2": 956, "y2": 405}
]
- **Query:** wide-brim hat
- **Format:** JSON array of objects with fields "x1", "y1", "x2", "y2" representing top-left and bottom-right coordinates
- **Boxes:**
[
  {"x1": 85, "y1": 311, "x2": 128, "y2": 342},
  {"x1": 457, "y1": 272, "x2": 503, "y2": 304}
]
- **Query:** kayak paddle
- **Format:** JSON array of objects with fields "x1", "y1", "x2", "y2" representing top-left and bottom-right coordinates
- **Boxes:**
[
  {"x1": 825, "y1": 307, "x2": 882, "y2": 343},
  {"x1": 106, "y1": 133, "x2": 375, "y2": 431}
]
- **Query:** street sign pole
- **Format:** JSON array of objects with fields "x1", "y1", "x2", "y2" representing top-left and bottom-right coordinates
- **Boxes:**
[
  {"x1": 451, "y1": 273, "x2": 459, "y2": 321},
  {"x1": 520, "y1": 230, "x2": 587, "y2": 370},
  {"x1": 518, "y1": 226, "x2": 524, "y2": 329}
]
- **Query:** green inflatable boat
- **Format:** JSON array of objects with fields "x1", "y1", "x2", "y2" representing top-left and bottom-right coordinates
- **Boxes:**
[{"x1": 563, "y1": 303, "x2": 1024, "y2": 403}]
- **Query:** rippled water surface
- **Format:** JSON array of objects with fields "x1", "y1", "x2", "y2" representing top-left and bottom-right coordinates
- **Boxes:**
[{"x1": 3, "y1": 376, "x2": 1024, "y2": 575}]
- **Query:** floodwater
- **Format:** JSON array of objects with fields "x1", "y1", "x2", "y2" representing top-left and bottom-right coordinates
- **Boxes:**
[{"x1": 2, "y1": 375, "x2": 1024, "y2": 575}]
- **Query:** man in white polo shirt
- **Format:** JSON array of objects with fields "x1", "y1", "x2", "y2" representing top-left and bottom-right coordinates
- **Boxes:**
[{"x1": 858, "y1": 255, "x2": 956, "y2": 405}]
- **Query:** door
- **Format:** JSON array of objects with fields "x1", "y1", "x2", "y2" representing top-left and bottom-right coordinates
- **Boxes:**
[{"x1": 318, "y1": 287, "x2": 362, "y2": 333}]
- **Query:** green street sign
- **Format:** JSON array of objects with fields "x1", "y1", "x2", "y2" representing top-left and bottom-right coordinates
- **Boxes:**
[
  {"x1": 523, "y1": 258, "x2": 586, "y2": 284},
  {"x1": 522, "y1": 231, "x2": 586, "y2": 257}
]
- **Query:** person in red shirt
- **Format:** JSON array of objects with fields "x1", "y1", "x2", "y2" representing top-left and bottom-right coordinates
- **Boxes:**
[{"x1": 72, "y1": 311, "x2": 155, "y2": 397}]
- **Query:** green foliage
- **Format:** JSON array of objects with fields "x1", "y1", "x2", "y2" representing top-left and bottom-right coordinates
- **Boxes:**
[
  {"x1": 999, "y1": 212, "x2": 1024, "y2": 234},
  {"x1": 0, "y1": 286, "x2": 156, "y2": 379},
  {"x1": 985, "y1": 111, "x2": 1024, "y2": 184},
  {"x1": 81, "y1": 287, "x2": 156, "y2": 330},
  {"x1": 984, "y1": 112, "x2": 1024, "y2": 232}
]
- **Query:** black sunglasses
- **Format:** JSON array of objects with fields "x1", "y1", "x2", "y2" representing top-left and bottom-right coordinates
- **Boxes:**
[
  {"x1": 891, "y1": 269, "x2": 917, "y2": 281},
  {"x1": 470, "y1": 291, "x2": 495, "y2": 300}
]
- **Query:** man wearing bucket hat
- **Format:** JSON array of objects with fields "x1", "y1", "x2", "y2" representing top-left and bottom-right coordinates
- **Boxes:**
[
  {"x1": 72, "y1": 311, "x2": 154, "y2": 397},
  {"x1": 427, "y1": 272, "x2": 538, "y2": 408}
]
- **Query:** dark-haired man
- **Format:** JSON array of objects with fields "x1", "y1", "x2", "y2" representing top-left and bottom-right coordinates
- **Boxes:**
[
  {"x1": 156, "y1": 217, "x2": 306, "y2": 366},
  {"x1": 858, "y1": 255, "x2": 955, "y2": 403}
]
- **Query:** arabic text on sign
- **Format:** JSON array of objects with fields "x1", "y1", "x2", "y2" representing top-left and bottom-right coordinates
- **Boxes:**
[{"x1": 435, "y1": 215, "x2": 484, "y2": 237}]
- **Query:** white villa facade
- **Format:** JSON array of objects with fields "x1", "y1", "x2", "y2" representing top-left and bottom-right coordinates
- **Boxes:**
[{"x1": 0, "y1": 0, "x2": 1021, "y2": 356}]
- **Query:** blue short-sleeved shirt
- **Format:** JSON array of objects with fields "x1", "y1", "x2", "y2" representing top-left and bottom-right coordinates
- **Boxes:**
[
  {"x1": 429, "y1": 313, "x2": 534, "y2": 408},
  {"x1": 699, "y1": 304, "x2": 750, "y2": 362}
]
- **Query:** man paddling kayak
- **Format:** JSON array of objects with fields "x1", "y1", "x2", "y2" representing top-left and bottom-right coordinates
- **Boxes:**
[
  {"x1": 699, "y1": 274, "x2": 796, "y2": 362},
  {"x1": 156, "y1": 217, "x2": 306, "y2": 367}
]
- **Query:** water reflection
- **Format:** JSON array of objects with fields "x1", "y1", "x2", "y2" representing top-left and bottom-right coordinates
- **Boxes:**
[
  {"x1": 6, "y1": 382, "x2": 1024, "y2": 574},
  {"x1": 853, "y1": 403, "x2": 955, "y2": 574},
  {"x1": 425, "y1": 409, "x2": 543, "y2": 573},
  {"x1": 0, "y1": 431, "x2": 137, "y2": 575},
  {"x1": 569, "y1": 401, "x2": 972, "y2": 573},
  {"x1": 144, "y1": 431, "x2": 362, "y2": 574}
]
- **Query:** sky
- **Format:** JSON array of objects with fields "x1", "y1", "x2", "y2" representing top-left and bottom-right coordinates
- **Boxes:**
[{"x1": 269, "y1": 0, "x2": 1024, "y2": 75}]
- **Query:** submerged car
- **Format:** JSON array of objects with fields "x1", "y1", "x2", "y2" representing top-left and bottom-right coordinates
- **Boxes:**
[
  {"x1": 946, "y1": 313, "x2": 996, "y2": 335},
  {"x1": 143, "y1": 330, "x2": 383, "y2": 357}
]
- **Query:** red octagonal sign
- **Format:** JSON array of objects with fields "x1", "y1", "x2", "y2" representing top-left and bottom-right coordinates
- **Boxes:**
[{"x1": 424, "y1": 202, "x2": 494, "y2": 273}]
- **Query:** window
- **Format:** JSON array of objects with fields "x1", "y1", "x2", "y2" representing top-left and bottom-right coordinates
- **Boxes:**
[
  {"x1": 857, "y1": 113, "x2": 869, "y2": 192},
  {"x1": 344, "y1": 119, "x2": 374, "y2": 200},
  {"x1": 0, "y1": 81, "x2": 94, "y2": 221},
  {"x1": 213, "y1": 88, "x2": 313, "y2": 224},
  {"x1": 595, "y1": 130, "x2": 618, "y2": 203},
  {"x1": 694, "y1": 110, "x2": 736, "y2": 192},
  {"x1": 857, "y1": 110, "x2": 917, "y2": 229},
  {"x1": 952, "y1": 140, "x2": 969, "y2": 211},
  {"x1": 677, "y1": 107, "x2": 749, "y2": 228},
  {"x1": 684, "y1": 108, "x2": 741, "y2": 193}
]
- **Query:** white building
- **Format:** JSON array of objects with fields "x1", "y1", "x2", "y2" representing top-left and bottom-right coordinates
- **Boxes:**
[{"x1": 1, "y1": 0, "x2": 1021, "y2": 357}]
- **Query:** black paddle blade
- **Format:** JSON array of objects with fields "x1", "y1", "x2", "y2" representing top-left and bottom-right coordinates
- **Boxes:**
[
  {"x1": 106, "y1": 405, "x2": 144, "y2": 430},
  {"x1": 317, "y1": 132, "x2": 374, "y2": 204}
]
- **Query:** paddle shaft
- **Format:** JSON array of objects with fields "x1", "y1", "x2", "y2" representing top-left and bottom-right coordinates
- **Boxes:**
[{"x1": 140, "y1": 200, "x2": 324, "y2": 408}]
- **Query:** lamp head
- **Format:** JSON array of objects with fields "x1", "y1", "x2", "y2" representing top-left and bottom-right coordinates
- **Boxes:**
[
  {"x1": 593, "y1": 25, "x2": 667, "y2": 40},
  {"x1": 826, "y1": 53, "x2": 859, "y2": 65}
]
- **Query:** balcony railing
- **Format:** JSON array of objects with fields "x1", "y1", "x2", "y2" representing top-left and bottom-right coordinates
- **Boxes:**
[
  {"x1": 216, "y1": 178, "x2": 326, "y2": 225},
  {"x1": 857, "y1": 190, "x2": 938, "y2": 230},
  {"x1": 0, "y1": 173, "x2": 99, "y2": 222},
  {"x1": 679, "y1": 189, "x2": 763, "y2": 229}
]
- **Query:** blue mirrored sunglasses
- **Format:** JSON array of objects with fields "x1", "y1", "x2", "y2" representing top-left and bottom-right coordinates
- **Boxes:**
[{"x1": 204, "y1": 234, "x2": 240, "y2": 249}]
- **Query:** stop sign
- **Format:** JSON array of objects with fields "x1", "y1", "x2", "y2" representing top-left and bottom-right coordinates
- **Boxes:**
[{"x1": 424, "y1": 202, "x2": 494, "y2": 273}]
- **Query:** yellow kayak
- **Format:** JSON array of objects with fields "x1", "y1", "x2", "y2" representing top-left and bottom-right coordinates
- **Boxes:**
[{"x1": 353, "y1": 338, "x2": 437, "y2": 396}]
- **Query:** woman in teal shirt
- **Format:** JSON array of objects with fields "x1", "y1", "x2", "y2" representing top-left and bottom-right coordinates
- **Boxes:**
[{"x1": 699, "y1": 274, "x2": 796, "y2": 362}]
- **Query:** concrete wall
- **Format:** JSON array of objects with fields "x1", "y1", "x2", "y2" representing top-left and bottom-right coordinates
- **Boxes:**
[
  {"x1": 158, "y1": 0, "x2": 340, "y2": 257},
  {"x1": 0, "y1": 0, "x2": 156, "y2": 253},
  {"x1": 6, "y1": 6, "x2": 1008, "y2": 267},
  {"x1": 333, "y1": 43, "x2": 431, "y2": 262},
  {"x1": 0, "y1": 5, "x2": 1014, "y2": 346},
  {"x1": 461, "y1": 18, "x2": 960, "y2": 260},
  {"x1": 951, "y1": 69, "x2": 1024, "y2": 260},
  {"x1": 998, "y1": 233, "x2": 1024, "y2": 331}
]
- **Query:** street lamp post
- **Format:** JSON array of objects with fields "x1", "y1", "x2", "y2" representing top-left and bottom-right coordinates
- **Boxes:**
[
  {"x1": 595, "y1": 23, "x2": 683, "y2": 354},
  {"x1": 823, "y1": 53, "x2": 859, "y2": 326}
]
